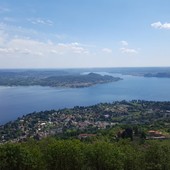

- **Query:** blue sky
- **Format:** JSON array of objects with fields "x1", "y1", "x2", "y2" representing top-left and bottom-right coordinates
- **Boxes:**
[{"x1": 0, "y1": 0, "x2": 170, "y2": 68}]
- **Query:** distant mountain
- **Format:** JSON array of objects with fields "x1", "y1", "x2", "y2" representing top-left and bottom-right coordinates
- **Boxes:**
[
  {"x1": 144, "y1": 72, "x2": 170, "y2": 78},
  {"x1": 0, "y1": 70, "x2": 121, "y2": 88}
]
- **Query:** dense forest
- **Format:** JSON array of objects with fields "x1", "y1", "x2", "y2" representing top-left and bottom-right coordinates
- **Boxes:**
[{"x1": 0, "y1": 134, "x2": 170, "y2": 170}]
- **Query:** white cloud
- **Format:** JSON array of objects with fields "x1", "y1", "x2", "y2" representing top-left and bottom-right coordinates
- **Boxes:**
[
  {"x1": 0, "y1": 36, "x2": 92, "y2": 68},
  {"x1": 0, "y1": 22, "x2": 40, "y2": 40},
  {"x1": 0, "y1": 7, "x2": 10, "y2": 13},
  {"x1": 57, "y1": 42, "x2": 89, "y2": 54},
  {"x1": 151, "y1": 21, "x2": 170, "y2": 29},
  {"x1": 121, "y1": 40, "x2": 128, "y2": 46},
  {"x1": 3, "y1": 17, "x2": 16, "y2": 22},
  {"x1": 0, "y1": 23, "x2": 92, "y2": 55},
  {"x1": 0, "y1": 37, "x2": 4, "y2": 45},
  {"x1": 0, "y1": 33, "x2": 90, "y2": 58},
  {"x1": 0, "y1": 48, "x2": 11, "y2": 53},
  {"x1": 0, "y1": 22, "x2": 90, "y2": 59},
  {"x1": 28, "y1": 18, "x2": 53, "y2": 26},
  {"x1": 50, "y1": 49, "x2": 58, "y2": 54},
  {"x1": 55, "y1": 34, "x2": 68, "y2": 40},
  {"x1": 119, "y1": 40, "x2": 138, "y2": 55},
  {"x1": 0, "y1": 35, "x2": 6, "y2": 46},
  {"x1": 102, "y1": 48, "x2": 112, "y2": 53},
  {"x1": 0, "y1": 30, "x2": 9, "y2": 46},
  {"x1": 120, "y1": 47, "x2": 138, "y2": 54}
]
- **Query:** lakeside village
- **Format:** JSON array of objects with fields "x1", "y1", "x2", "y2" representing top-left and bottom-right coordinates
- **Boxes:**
[{"x1": 1, "y1": 100, "x2": 170, "y2": 143}]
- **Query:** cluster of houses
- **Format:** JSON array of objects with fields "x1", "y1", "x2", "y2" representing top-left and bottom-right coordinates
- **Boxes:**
[
  {"x1": 1, "y1": 101, "x2": 170, "y2": 143},
  {"x1": 146, "y1": 130, "x2": 168, "y2": 140}
]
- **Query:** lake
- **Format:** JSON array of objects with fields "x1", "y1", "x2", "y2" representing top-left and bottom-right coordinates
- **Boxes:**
[{"x1": 1, "y1": 72, "x2": 170, "y2": 124}]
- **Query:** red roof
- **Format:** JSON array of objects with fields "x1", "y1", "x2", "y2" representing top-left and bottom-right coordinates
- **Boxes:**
[{"x1": 78, "y1": 134, "x2": 96, "y2": 137}]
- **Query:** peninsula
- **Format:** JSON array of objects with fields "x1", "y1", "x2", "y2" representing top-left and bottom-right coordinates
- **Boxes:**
[{"x1": 0, "y1": 70, "x2": 121, "y2": 88}]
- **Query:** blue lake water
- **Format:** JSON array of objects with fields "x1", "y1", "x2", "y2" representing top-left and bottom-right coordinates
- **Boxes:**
[{"x1": 1, "y1": 73, "x2": 170, "y2": 124}]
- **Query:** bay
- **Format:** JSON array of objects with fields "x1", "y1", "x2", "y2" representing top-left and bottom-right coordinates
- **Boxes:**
[{"x1": 1, "y1": 73, "x2": 170, "y2": 124}]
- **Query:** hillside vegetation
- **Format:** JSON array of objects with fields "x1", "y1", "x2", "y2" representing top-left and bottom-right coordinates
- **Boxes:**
[
  {"x1": 1, "y1": 100, "x2": 170, "y2": 169},
  {"x1": 0, "y1": 135, "x2": 170, "y2": 170}
]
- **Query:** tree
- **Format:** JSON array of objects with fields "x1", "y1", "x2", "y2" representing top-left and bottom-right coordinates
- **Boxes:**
[{"x1": 45, "y1": 140, "x2": 84, "y2": 170}]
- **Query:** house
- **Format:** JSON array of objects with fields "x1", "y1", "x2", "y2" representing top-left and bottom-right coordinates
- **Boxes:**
[
  {"x1": 146, "y1": 130, "x2": 167, "y2": 140},
  {"x1": 78, "y1": 133, "x2": 96, "y2": 139}
]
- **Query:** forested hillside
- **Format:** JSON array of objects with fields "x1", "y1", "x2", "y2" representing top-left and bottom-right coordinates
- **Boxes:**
[
  {"x1": 1, "y1": 100, "x2": 170, "y2": 169},
  {"x1": 0, "y1": 137, "x2": 170, "y2": 170},
  {"x1": 0, "y1": 70, "x2": 121, "y2": 88}
]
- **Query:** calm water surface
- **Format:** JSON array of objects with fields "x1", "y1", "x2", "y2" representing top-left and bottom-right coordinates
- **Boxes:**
[{"x1": 1, "y1": 73, "x2": 170, "y2": 124}]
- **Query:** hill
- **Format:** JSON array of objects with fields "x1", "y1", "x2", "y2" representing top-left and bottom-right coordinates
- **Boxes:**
[
  {"x1": 1, "y1": 100, "x2": 170, "y2": 143},
  {"x1": 0, "y1": 70, "x2": 121, "y2": 88}
]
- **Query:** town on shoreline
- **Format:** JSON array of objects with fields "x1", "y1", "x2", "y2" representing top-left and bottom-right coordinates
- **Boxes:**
[
  {"x1": 0, "y1": 70, "x2": 121, "y2": 88},
  {"x1": 1, "y1": 100, "x2": 170, "y2": 143}
]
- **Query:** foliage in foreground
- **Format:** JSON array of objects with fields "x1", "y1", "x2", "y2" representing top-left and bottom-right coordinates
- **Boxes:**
[{"x1": 0, "y1": 138, "x2": 170, "y2": 170}]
